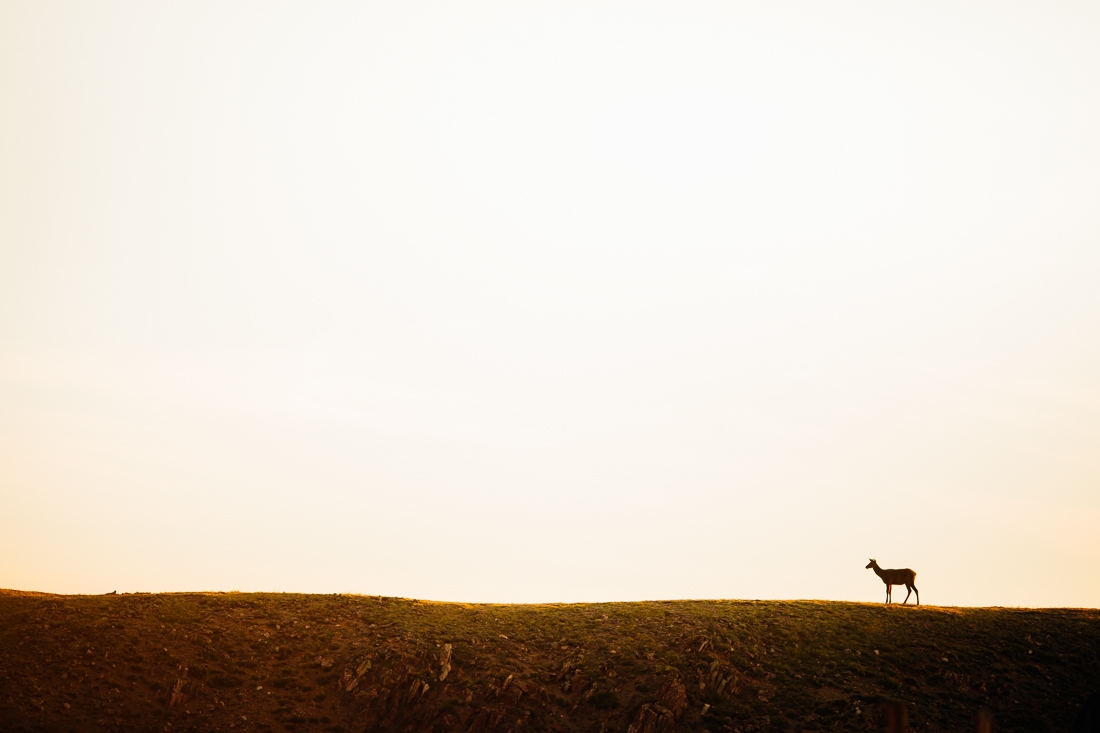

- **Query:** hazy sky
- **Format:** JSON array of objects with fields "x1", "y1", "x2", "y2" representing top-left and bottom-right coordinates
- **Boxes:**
[{"x1": 2, "y1": 1, "x2": 1099, "y2": 607}]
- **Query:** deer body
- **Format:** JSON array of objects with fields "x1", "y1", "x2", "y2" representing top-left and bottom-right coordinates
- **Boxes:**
[{"x1": 866, "y1": 559, "x2": 918, "y2": 605}]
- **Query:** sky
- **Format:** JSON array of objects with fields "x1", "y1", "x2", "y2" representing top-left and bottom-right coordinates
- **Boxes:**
[{"x1": 1, "y1": 1, "x2": 1099, "y2": 607}]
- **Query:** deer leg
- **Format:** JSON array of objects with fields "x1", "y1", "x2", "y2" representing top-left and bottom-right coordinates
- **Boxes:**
[
  {"x1": 902, "y1": 585, "x2": 912, "y2": 604},
  {"x1": 914, "y1": 586, "x2": 919, "y2": 605},
  {"x1": 885, "y1": 584, "x2": 891, "y2": 604}
]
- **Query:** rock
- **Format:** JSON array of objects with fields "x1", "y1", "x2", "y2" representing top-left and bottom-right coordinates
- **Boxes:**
[
  {"x1": 702, "y1": 703, "x2": 710, "y2": 715},
  {"x1": 405, "y1": 679, "x2": 429, "y2": 704},
  {"x1": 569, "y1": 673, "x2": 592, "y2": 697},
  {"x1": 341, "y1": 661, "x2": 371, "y2": 693},
  {"x1": 318, "y1": 656, "x2": 334, "y2": 668},
  {"x1": 657, "y1": 679, "x2": 687, "y2": 719},
  {"x1": 627, "y1": 703, "x2": 676, "y2": 733},
  {"x1": 439, "y1": 644, "x2": 452, "y2": 681},
  {"x1": 582, "y1": 683, "x2": 598, "y2": 703},
  {"x1": 169, "y1": 678, "x2": 190, "y2": 707}
]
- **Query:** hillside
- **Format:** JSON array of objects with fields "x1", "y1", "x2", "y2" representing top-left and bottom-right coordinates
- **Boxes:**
[{"x1": 1, "y1": 589, "x2": 1098, "y2": 732}]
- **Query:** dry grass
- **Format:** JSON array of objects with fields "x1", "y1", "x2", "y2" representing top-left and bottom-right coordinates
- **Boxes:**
[{"x1": 1, "y1": 590, "x2": 1098, "y2": 732}]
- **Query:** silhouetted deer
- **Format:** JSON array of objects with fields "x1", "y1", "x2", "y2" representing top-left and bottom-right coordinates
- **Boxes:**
[{"x1": 866, "y1": 558, "x2": 919, "y2": 605}]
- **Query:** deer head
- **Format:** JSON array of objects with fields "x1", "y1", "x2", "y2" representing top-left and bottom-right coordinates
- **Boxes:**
[{"x1": 866, "y1": 559, "x2": 878, "y2": 569}]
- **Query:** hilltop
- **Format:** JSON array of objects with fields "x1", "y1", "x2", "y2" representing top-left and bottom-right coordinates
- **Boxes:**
[{"x1": 1, "y1": 589, "x2": 1098, "y2": 732}]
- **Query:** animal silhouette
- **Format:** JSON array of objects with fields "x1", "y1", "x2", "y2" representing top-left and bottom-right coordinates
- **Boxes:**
[{"x1": 866, "y1": 558, "x2": 919, "y2": 605}]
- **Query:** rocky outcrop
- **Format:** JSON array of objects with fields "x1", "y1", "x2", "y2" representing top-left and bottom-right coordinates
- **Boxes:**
[
  {"x1": 341, "y1": 658, "x2": 371, "y2": 693},
  {"x1": 657, "y1": 678, "x2": 687, "y2": 718},
  {"x1": 698, "y1": 659, "x2": 743, "y2": 698},
  {"x1": 169, "y1": 677, "x2": 192, "y2": 707},
  {"x1": 439, "y1": 643, "x2": 453, "y2": 681},
  {"x1": 626, "y1": 678, "x2": 687, "y2": 733},
  {"x1": 627, "y1": 703, "x2": 677, "y2": 733}
]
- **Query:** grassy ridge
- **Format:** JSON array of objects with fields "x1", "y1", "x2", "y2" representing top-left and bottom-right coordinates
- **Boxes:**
[{"x1": 1, "y1": 589, "x2": 1098, "y2": 732}]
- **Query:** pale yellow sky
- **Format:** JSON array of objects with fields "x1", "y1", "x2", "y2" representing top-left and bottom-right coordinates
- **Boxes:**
[{"x1": 2, "y1": 1, "x2": 1099, "y2": 606}]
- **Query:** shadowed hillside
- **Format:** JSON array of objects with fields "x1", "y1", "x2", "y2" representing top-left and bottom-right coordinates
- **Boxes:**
[{"x1": 1, "y1": 589, "x2": 1098, "y2": 732}]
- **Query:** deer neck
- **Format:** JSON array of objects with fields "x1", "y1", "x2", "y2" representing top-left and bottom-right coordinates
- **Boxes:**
[{"x1": 872, "y1": 564, "x2": 886, "y2": 580}]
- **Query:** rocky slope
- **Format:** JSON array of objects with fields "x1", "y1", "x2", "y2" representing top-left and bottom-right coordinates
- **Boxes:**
[{"x1": 1, "y1": 589, "x2": 1098, "y2": 732}]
